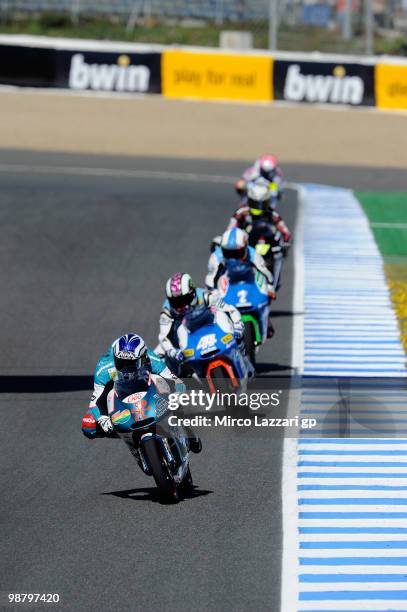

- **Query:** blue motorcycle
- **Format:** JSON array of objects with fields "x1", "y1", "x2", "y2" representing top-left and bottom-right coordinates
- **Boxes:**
[
  {"x1": 107, "y1": 377, "x2": 192, "y2": 502},
  {"x1": 177, "y1": 304, "x2": 250, "y2": 393},
  {"x1": 216, "y1": 261, "x2": 270, "y2": 365}
]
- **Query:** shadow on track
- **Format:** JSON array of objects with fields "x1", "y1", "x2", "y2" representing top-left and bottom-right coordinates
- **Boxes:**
[
  {"x1": 256, "y1": 363, "x2": 294, "y2": 375},
  {"x1": 0, "y1": 375, "x2": 92, "y2": 393},
  {"x1": 102, "y1": 487, "x2": 213, "y2": 504}
]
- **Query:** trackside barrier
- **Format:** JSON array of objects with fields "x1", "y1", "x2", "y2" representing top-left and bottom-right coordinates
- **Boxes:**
[
  {"x1": 0, "y1": 35, "x2": 407, "y2": 110},
  {"x1": 161, "y1": 49, "x2": 273, "y2": 101}
]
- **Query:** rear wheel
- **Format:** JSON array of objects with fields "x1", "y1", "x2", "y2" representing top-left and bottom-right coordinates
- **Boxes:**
[
  {"x1": 142, "y1": 438, "x2": 178, "y2": 503},
  {"x1": 243, "y1": 321, "x2": 256, "y2": 366}
]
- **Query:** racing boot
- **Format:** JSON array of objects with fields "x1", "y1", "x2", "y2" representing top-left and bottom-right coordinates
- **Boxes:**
[{"x1": 185, "y1": 425, "x2": 202, "y2": 454}]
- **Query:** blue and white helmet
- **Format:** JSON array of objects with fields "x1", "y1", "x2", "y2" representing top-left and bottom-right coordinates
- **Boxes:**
[
  {"x1": 112, "y1": 333, "x2": 149, "y2": 380},
  {"x1": 220, "y1": 228, "x2": 248, "y2": 261}
]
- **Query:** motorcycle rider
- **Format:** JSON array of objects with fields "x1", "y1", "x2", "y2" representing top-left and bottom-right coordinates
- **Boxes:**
[
  {"x1": 82, "y1": 333, "x2": 201, "y2": 452},
  {"x1": 235, "y1": 154, "x2": 284, "y2": 201},
  {"x1": 206, "y1": 228, "x2": 276, "y2": 337},
  {"x1": 229, "y1": 177, "x2": 291, "y2": 244},
  {"x1": 156, "y1": 272, "x2": 252, "y2": 375}
]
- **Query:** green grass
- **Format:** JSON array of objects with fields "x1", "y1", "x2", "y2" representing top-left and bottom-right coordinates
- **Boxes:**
[
  {"x1": 357, "y1": 192, "x2": 407, "y2": 258},
  {"x1": 356, "y1": 192, "x2": 407, "y2": 353},
  {"x1": 0, "y1": 15, "x2": 406, "y2": 55}
]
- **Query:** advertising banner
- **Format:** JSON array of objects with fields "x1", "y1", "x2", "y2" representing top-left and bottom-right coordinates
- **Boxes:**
[
  {"x1": 0, "y1": 44, "x2": 162, "y2": 94},
  {"x1": 375, "y1": 63, "x2": 407, "y2": 110},
  {"x1": 60, "y1": 50, "x2": 162, "y2": 94},
  {"x1": 162, "y1": 49, "x2": 273, "y2": 102},
  {"x1": 273, "y1": 59, "x2": 375, "y2": 106}
]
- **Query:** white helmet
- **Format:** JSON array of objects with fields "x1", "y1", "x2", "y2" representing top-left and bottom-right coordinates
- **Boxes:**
[
  {"x1": 247, "y1": 177, "x2": 271, "y2": 216},
  {"x1": 166, "y1": 272, "x2": 197, "y2": 314},
  {"x1": 220, "y1": 228, "x2": 248, "y2": 261}
]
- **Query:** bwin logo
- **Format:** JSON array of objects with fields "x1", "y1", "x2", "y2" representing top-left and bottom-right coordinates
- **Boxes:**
[
  {"x1": 284, "y1": 64, "x2": 364, "y2": 105},
  {"x1": 69, "y1": 53, "x2": 151, "y2": 92}
]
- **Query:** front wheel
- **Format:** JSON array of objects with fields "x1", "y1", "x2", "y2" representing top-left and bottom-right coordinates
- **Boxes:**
[
  {"x1": 210, "y1": 365, "x2": 232, "y2": 394},
  {"x1": 178, "y1": 467, "x2": 194, "y2": 494},
  {"x1": 142, "y1": 438, "x2": 178, "y2": 502}
]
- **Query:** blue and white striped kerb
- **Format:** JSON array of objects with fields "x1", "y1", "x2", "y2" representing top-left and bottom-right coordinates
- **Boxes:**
[
  {"x1": 302, "y1": 184, "x2": 405, "y2": 378},
  {"x1": 296, "y1": 185, "x2": 407, "y2": 612}
]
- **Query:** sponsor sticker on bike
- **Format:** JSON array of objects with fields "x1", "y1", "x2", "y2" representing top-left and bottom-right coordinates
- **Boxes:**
[
  {"x1": 197, "y1": 334, "x2": 217, "y2": 354},
  {"x1": 123, "y1": 392, "x2": 147, "y2": 403},
  {"x1": 112, "y1": 409, "x2": 131, "y2": 424},
  {"x1": 131, "y1": 399, "x2": 149, "y2": 420}
]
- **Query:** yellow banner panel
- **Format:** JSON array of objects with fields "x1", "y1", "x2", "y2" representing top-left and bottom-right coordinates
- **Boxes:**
[
  {"x1": 375, "y1": 63, "x2": 407, "y2": 110},
  {"x1": 162, "y1": 50, "x2": 273, "y2": 102}
]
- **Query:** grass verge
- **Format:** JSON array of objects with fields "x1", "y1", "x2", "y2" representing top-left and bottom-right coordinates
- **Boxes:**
[{"x1": 357, "y1": 192, "x2": 407, "y2": 354}]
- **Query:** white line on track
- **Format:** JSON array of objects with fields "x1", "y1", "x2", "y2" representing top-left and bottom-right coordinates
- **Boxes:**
[
  {"x1": 371, "y1": 222, "x2": 407, "y2": 229},
  {"x1": 280, "y1": 184, "x2": 304, "y2": 612},
  {"x1": 0, "y1": 162, "x2": 236, "y2": 184}
]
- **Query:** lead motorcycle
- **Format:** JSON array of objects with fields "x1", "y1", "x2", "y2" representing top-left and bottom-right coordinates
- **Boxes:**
[{"x1": 105, "y1": 375, "x2": 193, "y2": 502}]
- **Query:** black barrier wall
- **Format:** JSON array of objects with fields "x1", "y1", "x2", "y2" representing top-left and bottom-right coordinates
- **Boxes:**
[
  {"x1": 0, "y1": 40, "x2": 384, "y2": 107},
  {"x1": 0, "y1": 44, "x2": 162, "y2": 94},
  {"x1": 0, "y1": 45, "x2": 58, "y2": 87},
  {"x1": 273, "y1": 60, "x2": 375, "y2": 106}
]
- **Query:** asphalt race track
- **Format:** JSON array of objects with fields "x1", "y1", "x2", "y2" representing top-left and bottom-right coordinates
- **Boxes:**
[{"x1": 1, "y1": 150, "x2": 406, "y2": 612}]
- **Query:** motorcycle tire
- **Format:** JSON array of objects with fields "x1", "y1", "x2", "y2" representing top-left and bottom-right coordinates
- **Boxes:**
[
  {"x1": 243, "y1": 321, "x2": 256, "y2": 366},
  {"x1": 179, "y1": 467, "x2": 194, "y2": 494},
  {"x1": 143, "y1": 437, "x2": 179, "y2": 503},
  {"x1": 211, "y1": 365, "x2": 232, "y2": 394}
]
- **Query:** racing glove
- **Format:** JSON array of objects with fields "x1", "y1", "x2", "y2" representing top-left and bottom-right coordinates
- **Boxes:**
[
  {"x1": 235, "y1": 179, "x2": 246, "y2": 196},
  {"x1": 267, "y1": 285, "x2": 277, "y2": 301},
  {"x1": 97, "y1": 415, "x2": 113, "y2": 434},
  {"x1": 168, "y1": 348, "x2": 185, "y2": 363},
  {"x1": 233, "y1": 321, "x2": 244, "y2": 340}
]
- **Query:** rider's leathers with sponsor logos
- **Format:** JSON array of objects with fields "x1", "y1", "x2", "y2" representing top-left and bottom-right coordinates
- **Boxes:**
[
  {"x1": 236, "y1": 163, "x2": 284, "y2": 198},
  {"x1": 157, "y1": 288, "x2": 242, "y2": 357},
  {"x1": 205, "y1": 245, "x2": 275, "y2": 294},
  {"x1": 82, "y1": 347, "x2": 184, "y2": 438},
  {"x1": 228, "y1": 201, "x2": 291, "y2": 243}
]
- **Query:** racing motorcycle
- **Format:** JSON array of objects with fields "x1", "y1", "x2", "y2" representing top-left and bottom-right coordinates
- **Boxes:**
[
  {"x1": 247, "y1": 220, "x2": 285, "y2": 291},
  {"x1": 106, "y1": 376, "x2": 192, "y2": 502},
  {"x1": 177, "y1": 303, "x2": 251, "y2": 393},
  {"x1": 216, "y1": 261, "x2": 270, "y2": 365}
]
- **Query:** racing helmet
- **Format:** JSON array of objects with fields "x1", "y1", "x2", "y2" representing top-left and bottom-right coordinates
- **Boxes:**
[
  {"x1": 166, "y1": 272, "x2": 197, "y2": 314},
  {"x1": 258, "y1": 154, "x2": 279, "y2": 182},
  {"x1": 221, "y1": 228, "x2": 248, "y2": 261},
  {"x1": 247, "y1": 177, "x2": 272, "y2": 216},
  {"x1": 112, "y1": 334, "x2": 150, "y2": 381}
]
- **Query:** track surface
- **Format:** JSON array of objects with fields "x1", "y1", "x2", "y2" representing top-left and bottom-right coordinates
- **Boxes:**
[
  {"x1": 0, "y1": 151, "x2": 298, "y2": 612},
  {"x1": 2, "y1": 150, "x2": 405, "y2": 612}
]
